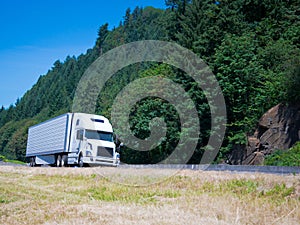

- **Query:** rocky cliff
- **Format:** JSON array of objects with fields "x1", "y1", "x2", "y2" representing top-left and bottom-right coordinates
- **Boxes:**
[{"x1": 229, "y1": 102, "x2": 300, "y2": 165}]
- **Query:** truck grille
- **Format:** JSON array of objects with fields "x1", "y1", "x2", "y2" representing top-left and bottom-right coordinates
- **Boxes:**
[{"x1": 97, "y1": 146, "x2": 113, "y2": 158}]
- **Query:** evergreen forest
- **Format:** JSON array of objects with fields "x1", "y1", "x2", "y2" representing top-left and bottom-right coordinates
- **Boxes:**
[{"x1": 0, "y1": 0, "x2": 299, "y2": 164}]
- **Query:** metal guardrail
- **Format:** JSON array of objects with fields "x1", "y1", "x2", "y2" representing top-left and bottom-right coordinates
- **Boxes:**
[
  {"x1": 1, "y1": 161, "x2": 299, "y2": 174},
  {"x1": 119, "y1": 164, "x2": 300, "y2": 175}
]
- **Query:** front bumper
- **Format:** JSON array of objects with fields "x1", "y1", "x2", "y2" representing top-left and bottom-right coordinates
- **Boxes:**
[{"x1": 83, "y1": 156, "x2": 119, "y2": 167}]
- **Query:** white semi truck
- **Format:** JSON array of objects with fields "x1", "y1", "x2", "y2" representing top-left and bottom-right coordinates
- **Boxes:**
[{"x1": 26, "y1": 113, "x2": 120, "y2": 167}]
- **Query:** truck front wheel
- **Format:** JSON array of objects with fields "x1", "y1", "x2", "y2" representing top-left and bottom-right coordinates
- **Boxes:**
[{"x1": 78, "y1": 154, "x2": 84, "y2": 168}]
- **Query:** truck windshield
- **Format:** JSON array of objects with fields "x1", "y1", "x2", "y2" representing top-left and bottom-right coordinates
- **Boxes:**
[{"x1": 85, "y1": 130, "x2": 113, "y2": 142}]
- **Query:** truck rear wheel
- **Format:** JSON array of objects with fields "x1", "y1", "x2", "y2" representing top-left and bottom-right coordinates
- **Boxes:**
[
  {"x1": 61, "y1": 155, "x2": 68, "y2": 167},
  {"x1": 56, "y1": 155, "x2": 62, "y2": 167}
]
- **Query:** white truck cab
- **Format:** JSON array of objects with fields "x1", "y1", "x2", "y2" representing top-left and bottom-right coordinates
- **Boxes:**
[{"x1": 69, "y1": 113, "x2": 120, "y2": 167}]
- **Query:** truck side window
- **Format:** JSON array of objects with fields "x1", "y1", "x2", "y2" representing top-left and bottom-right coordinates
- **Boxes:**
[{"x1": 76, "y1": 130, "x2": 83, "y2": 140}]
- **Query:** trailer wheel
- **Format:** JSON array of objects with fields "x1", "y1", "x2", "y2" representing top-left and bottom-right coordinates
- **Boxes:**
[
  {"x1": 78, "y1": 154, "x2": 84, "y2": 168},
  {"x1": 56, "y1": 155, "x2": 62, "y2": 167},
  {"x1": 30, "y1": 157, "x2": 36, "y2": 167}
]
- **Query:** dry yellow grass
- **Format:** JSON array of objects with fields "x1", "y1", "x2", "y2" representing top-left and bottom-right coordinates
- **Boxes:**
[{"x1": 0, "y1": 166, "x2": 299, "y2": 225}]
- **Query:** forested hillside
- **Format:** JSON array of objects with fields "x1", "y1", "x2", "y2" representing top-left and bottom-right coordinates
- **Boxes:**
[{"x1": 0, "y1": 1, "x2": 299, "y2": 164}]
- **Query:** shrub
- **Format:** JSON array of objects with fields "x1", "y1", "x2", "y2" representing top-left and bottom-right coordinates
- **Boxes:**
[{"x1": 265, "y1": 142, "x2": 300, "y2": 166}]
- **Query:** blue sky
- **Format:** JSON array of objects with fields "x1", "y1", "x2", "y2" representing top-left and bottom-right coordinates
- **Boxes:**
[{"x1": 0, "y1": 0, "x2": 166, "y2": 108}]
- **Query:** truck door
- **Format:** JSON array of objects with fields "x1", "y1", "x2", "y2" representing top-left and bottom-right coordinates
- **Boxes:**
[{"x1": 75, "y1": 129, "x2": 84, "y2": 153}]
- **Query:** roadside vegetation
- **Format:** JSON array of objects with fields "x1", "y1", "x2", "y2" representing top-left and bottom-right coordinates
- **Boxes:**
[
  {"x1": 0, "y1": 167, "x2": 299, "y2": 224},
  {"x1": 0, "y1": 155, "x2": 25, "y2": 165},
  {"x1": 265, "y1": 142, "x2": 300, "y2": 167}
]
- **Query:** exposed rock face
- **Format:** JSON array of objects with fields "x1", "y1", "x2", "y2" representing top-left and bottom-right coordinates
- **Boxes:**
[{"x1": 229, "y1": 103, "x2": 300, "y2": 165}]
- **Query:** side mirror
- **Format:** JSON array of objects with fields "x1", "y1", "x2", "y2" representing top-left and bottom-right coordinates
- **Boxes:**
[{"x1": 116, "y1": 142, "x2": 123, "y2": 153}]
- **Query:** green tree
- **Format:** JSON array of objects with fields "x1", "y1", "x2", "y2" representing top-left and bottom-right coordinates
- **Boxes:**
[
  {"x1": 96, "y1": 23, "x2": 109, "y2": 55},
  {"x1": 213, "y1": 33, "x2": 268, "y2": 146}
]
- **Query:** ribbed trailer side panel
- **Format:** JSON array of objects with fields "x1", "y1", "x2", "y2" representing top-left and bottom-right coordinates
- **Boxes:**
[{"x1": 26, "y1": 114, "x2": 71, "y2": 157}]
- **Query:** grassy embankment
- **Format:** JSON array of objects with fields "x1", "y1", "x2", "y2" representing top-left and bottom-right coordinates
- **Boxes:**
[
  {"x1": 0, "y1": 166, "x2": 299, "y2": 225},
  {"x1": 0, "y1": 155, "x2": 25, "y2": 165}
]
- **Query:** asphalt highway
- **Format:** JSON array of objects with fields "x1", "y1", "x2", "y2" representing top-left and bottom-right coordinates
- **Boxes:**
[{"x1": 1, "y1": 160, "x2": 299, "y2": 175}]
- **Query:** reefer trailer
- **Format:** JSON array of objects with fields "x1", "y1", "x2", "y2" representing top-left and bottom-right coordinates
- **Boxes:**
[{"x1": 26, "y1": 113, "x2": 120, "y2": 167}]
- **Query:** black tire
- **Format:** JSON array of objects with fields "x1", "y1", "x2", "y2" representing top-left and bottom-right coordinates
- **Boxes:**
[
  {"x1": 78, "y1": 154, "x2": 84, "y2": 168},
  {"x1": 61, "y1": 155, "x2": 68, "y2": 167},
  {"x1": 56, "y1": 154, "x2": 62, "y2": 167},
  {"x1": 30, "y1": 157, "x2": 36, "y2": 167}
]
